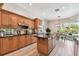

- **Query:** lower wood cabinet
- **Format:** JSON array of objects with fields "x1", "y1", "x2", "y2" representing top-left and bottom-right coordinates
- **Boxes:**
[
  {"x1": 0, "y1": 38, "x2": 10, "y2": 55},
  {"x1": 0, "y1": 35, "x2": 37, "y2": 55},
  {"x1": 9, "y1": 37, "x2": 19, "y2": 51},
  {"x1": 26, "y1": 35, "x2": 32, "y2": 45},
  {"x1": 19, "y1": 36, "x2": 26, "y2": 48}
]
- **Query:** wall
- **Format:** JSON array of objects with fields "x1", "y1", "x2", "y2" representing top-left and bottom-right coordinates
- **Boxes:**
[{"x1": 47, "y1": 13, "x2": 79, "y2": 33}]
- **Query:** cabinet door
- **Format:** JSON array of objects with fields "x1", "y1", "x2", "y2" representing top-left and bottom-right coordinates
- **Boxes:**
[
  {"x1": 9, "y1": 37, "x2": 19, "y2": 51},
  {"x1": 0, "y1": 38, "x2": 9, "y2": 55},
  {"x1": 37, "y1": 39, "x2": 48, "y2": 55},
  {"x1": 0, "y1": 38, "x2": 2, "y2": 55},
  {"x1": 18, "y1": 17, "x2": 25, "y2": 25},
  {"x1": 34, "y1": 18, "x2": 41, "y2": 28},
  {"x1": 19, "y1": 36, "x2": 26, "y2": 48},
  {"x1": 9, "y1": 38, "x2": 13, "y2": 51},
  {"x1": 24, "y1": 36, "x2": 28, "y2": 46},
  {"x1": 26, "y1": 35, "x2": 32, "y2": 45},
  {"x1": 1, "y1": 11, "x2": 9, "y2": 26},
  {"x1": 8, "y1": 13, "x2": 19, "y2": 28},
  {"x1": 13, "y1": 37, "x2": 19, "y2": 50},
  {"x1": 28, "y1": 20, "x2": 34, "y2": 28},
  {"x1": 0, "y1": 11, "x2": 1, "y2": 26}
]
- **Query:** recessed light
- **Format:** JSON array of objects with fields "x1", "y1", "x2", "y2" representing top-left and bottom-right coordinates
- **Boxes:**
[
  {"x1": 62, "y1": 6, "x2": 65, "y2": 9},
  {"x1": 29, "y1": 3, "x2": 32, "y2": 6}
]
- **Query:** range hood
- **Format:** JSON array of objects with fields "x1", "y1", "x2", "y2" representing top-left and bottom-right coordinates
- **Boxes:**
[{"x1": 18, "y1": 23, "x2": 28, "y2": 29}]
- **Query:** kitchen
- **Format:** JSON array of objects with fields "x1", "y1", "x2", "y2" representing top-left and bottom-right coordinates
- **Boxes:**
[{"x1": 0, "y1": 3, "x2": 79, "y2": 56}]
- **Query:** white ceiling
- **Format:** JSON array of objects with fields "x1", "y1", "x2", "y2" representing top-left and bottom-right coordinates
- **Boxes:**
[{"x1": 2, "y1": 3, "x2": 79, "y2": 20}]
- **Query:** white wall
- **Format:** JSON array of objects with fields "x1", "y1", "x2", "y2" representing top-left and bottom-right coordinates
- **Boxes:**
[{"x1": 47, "y1": 13, "x2": 79, "y2": 33}]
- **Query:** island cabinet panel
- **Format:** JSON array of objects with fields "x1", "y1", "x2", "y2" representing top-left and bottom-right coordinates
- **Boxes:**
[
  {"x1": 0, "y1": 38, "x2": 10, "y2": 55},
  {"x1": 37, "y1": 38, "x2": 48, "y2": 55},
  {"x1": 37, "y1": 37, "x2": 53, "y2": 56},
  {"x1": 48, "y1": 39, "x2": 53, "y2": 53}
]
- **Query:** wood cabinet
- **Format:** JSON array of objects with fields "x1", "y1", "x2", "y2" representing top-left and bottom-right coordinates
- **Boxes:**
[
  {"x1": 0, "y1": 35, "x2": 36, "y2": 55},
  {"x1": 8, "y1": 13, "x2": 19, "y2": 28},
  {"x1": 18, "y1": 36, "x2": 25, "y2": 48},
  {"x1": 0, "y1": 37, "x2": 19, "y2": 55},
  {"x1": 28, "y1": 20, "x2": 34, "y2": 28},
  {"x1": 9, "y1": 37, "x2": 19, "y2": 51},
  {"x1": 0, "y1": 9, "x2": 34, "y2": 28},
  {"x1": 1, "y1": 11, "x2": 9, "y2": 26},
  {"x1": 26, "y1": 35, "x2": 32, "y2": 45},
  {"x1": 34, "y1": 18, "x2": 41, "y2": 28},
  {"x1": 18, "y1": 16, "x2": 24, "y2": 25},
  {"x1": 0, "y1": 38, "x2": 10, "y2": 55},
  {"x1": 37, "y1": 37, "x2": 53, "y2": 56},
  {"x1": 1, "y1": 10, "x2": 19, "y2": 27},
  {"x1": 0, "y1": 11, "x2": 1, "y2": 26},
  {"x1": 0, "y1": 9, "x2": 36, "y2": 55},
  {"x1": 0, "y1": 3, "x2": 3, "y2": 9},
  {"x1": 37, "y1": 38, "x2": 48, "y2": 55}
]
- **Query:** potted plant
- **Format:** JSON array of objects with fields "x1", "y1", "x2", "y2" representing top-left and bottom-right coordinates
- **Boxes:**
[{"x1": 46, "y1": 28, "x2": 51, "y2": 36}]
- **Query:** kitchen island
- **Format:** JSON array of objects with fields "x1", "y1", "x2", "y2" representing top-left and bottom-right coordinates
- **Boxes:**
[{"x1": 36, "y1": 35, "x2": 54, "y2": 56}]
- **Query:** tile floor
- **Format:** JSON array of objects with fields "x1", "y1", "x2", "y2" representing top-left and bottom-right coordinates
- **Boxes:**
[{"x1": 5, "y1": 43, "x2": 39, "y2": 56}]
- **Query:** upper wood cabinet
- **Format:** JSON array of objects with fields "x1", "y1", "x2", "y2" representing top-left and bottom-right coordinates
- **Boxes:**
[
  {"x1": 0, "y1": 11, "x2": 1, "y2": 26},
  {"x1": 28, "y1": 20, "x2": 34, "y2": 28},
  {"x1": 18, "y1": 17, "x2": 26, "y2": 26},
  {"x1": 34, "y1": 18, "x2": 41, "y2": 28},
  {"x1": 31, "y1": 36, "x2": 37, "y2": 43},
  {"x1": 0, "y1": 9, "x2": 34, "y2": 28},
  {"x1": 1, "y1": 11, "x2": 9, "y2": 26},
  {"x1": 8, "y1": 13, "x2": 19, "y2": 28},
  {"x1": 0, "y1": 3, "x2": 3, "y2": 9}
]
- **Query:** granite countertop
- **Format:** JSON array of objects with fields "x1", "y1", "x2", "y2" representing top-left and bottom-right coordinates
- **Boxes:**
[
  {"x1": 35, "y1": 34, "x2": 52, "y2": 39},
  {"x1": 0, "y1": 34, "x2": 34, "y2": 38}
]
